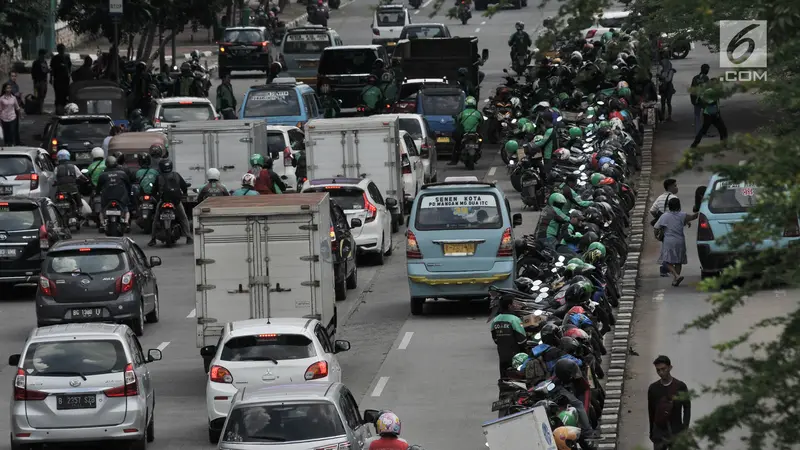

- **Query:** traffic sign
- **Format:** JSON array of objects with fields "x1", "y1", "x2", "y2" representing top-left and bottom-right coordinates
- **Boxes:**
[{"x1": 109, "y1": 0, "x2": 123, "y2": 14}]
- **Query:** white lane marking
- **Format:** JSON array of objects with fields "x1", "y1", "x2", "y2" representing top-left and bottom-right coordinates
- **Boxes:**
[
  {"x1": 474, "y1": 27, "x2": 480, "y2": 33},
  {"x1": 187, "y1": 308, "x2": 196, "y2": 318},
  {"x1": 481, "y1": 21, "x2": 486, "y2": 25},
  {"x1": 398, "y1": 332, "x2": 413, "y2": 349},
  {"x1": 371, "y1": 376, "x2": 390, "y2": 396},
  {"x1": 653, "y1": 289, "x2": 665, "y2": 302},
  {"x1": 421, "y1": 0, "x2": 433, "y2": 7},
  {"x1": 414, "y1": 9, "x2": 420, "y2": 14},
  {"x1": 340, "y1": 0, "x2": 354, "y2": 8},
  {"x1": 157, "y1": 342, "x2": 170, "y2": 351},
  {"x1": 487, "y1": 166, "x2": 497, "y2": 177}
]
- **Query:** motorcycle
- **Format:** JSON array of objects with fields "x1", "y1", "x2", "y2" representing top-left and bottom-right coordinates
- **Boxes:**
[
  {"x1": 54, "y1": 192, "x2": 82, "y2": 231},
  {"x1": 461, "y1": 132, "x2": 482, "y2": 170},
  {"x1": 485, "y1": 101, "x2": 513, "y2": 144},
  {"x1": 136, "y1": 194, "x2": 157, "y2": 233},
  {"x1": 307, "y1": 5, "x2": 329, "y2": 26},
  {"x1": 153, "y1": 201, "x2": 183, "y2": 247},
  {"x1": 511, "y1": 49, "x2": 531, "y2": 75},
  {"x1": 103, "y1": 201, "x2": 126, "y2": 237},
  {"x1": 457, "y1": 1, "x2": 471, "y2": 24},
  {"x1": 409, "y1": 0, "x2": 421, "y2": 8}
]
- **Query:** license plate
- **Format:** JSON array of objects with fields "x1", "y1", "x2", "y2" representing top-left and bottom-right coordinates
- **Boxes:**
[
  {"x1": 57, "y1": 393, "x2": 97, "y2": 410},
  {"x1": 72, "y1": 308, "x2": 103, "y2": 319},
  {"x1": 0, "y1": 248, "x2": 19, "y2": 258},
  {"x1": 443, "y1": 243, "x2": 475, "y2": 256},
  {"x1": 386, "y1": 41, "x2": 396, "y2": 46},
  {"x1": 160, "y1": 212, "x2": 175, "y2": 220},
  {"x1": 0, "y1": 185, "x2": 12, "y2": 195},
  {"x1": 57, "y1": 202, "x2": 71, "y2": 209},
  {"x1": 141, "y1": 204, "x2": 154, "y2": 209},
  {"x1": 76, "y1": 153, "x2": 91, "y2": 161},
  {"x1": 491, "y1": 398, "x2": 513, "y2": 411},
  {"x1": 436, "y1": 137, "x2": 450, "y2": 143},
  {"x1": 298, "y1": 60, "x2": 318, "y2": 68},
  {"x1": 105, "y1": 210, "x2": 121, "y2": 216},
  {"x1": 522, "y1": 179, "x2": 537, "y2": 186},
  {"x1": 284, "y1": 157, "x2": 293, "y2": 167}
]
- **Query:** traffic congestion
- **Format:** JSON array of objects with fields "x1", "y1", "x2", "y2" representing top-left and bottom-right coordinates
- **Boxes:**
[{"x1": 0, "y1": 0, "x2": 738, "y2": 449}]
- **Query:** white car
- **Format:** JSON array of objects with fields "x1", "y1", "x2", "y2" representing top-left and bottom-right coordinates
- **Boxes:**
[
  {"x1": 393, "y1": 113, "x2": 438, "y2": 183},
  {"x1": 399, "y1": 130, "x2": 424, "y2": 209},
  {"x1": 372, "y1": 4, "x2": 411, "y2": 49},
  {"x1": 266, "y1": 125, "x2": 305, "y2": 191},
  {"x1": 149, "y1": 97, "x2": 218, "y2": 127},
  {"x1": 302, "y1": 177, "x2": 394, "y2": 263},
  {"x1": 582, "y1": 11, "x2": 632, "y2": 42},
  {"x1": 203, "y1": 318, "x2": 351, "y2": 443}
]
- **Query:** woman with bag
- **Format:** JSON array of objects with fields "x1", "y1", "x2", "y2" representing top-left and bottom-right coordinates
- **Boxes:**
[
  {"x1": 0, "y1": 82, "x2": 22, "y2": 145},
  {"x1": 654, "y1": 197, "x2": 698, "y2": 286}
]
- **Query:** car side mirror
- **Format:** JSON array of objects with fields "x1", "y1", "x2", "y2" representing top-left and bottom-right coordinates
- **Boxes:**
[
  {"x1": 200, "y1": 345, "x2": 217, "y2": 357},
  {"x1": 350, "y1": 218, "x2": 362, "y2": 228},
  {"x1": 482, "y1": 49, "x2": 489, "y2": 61},
  {"x1": 147, "y1": 349, "x2": 162, "y2": 362},
  {"x1": 363, "y1": 409, "x2": 380, "y2": 425},
  {"x1": 8, "y1": 354, "x2": 20, "y2": 366},
  {"x1": 512, "y1": 213, "x2": 522, "y2": 227},
  {"x1": 334, "y1": 340, "x2": 351, "y2": 353},
  {"x1": 385, "y1": 198, "x2": 398, "y2": 208},
  {"x1": 694, "y1": 186, "x2": 706, "y2": 212},
  {"x1": 149, "y1": 256, "x2": 162, "y2": 267}
]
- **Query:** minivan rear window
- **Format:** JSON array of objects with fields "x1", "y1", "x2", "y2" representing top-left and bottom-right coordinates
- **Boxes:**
[
  {"x1": 0, "y1": 155, "x2": 35, "y2": 177},
  {"x1": 223, "y1": 402, "x2": 346, "y2": 443},
  {"x1": 0, "y1": 202, "x2": 40, "y2": 230},
  {"x1": 415, "y1": 192, "x2": 503, "y2": 230},
  {"x1": 707, "y1": 180, "x2": 759, "y2": 214},
  {"x1": 304, "y1": 187, "x2": 366, "y2": 210},
  {"x1": 224, "y1": 29, "x2": 263, "y2": 43},
  {"x1": 375, "y1": 11, "x2": 405, "y2": 27},
  {"x1": 598, "y1": 16, "x2": 627, "y2": 28},
  {"x1": 47, "y1": 249, "x2": 125, "y2": 274},
  {"x1": 284, "y1": 33, "x2": 331, "y2": 54},
  {"x1": 419, "y1": 92, "x2": 463, "y2": 116},
  {"x1": 318, "y1": 49, "x2": 378, "y2": 75},
  {"x1": 55, "y1": 120, "x2": 112, "y2": 140},
  {"x1": 159, "y1": 103, "x2": 215, "y2": 122},
  {"x1": 243, "y1": 90, "x2": 301, "y2": 117},
  {"x1": 221, "y1": 334, "x2": 315, "y2": 361},
  {"x1": 22, "y1": 340, "x2": 127, "y2": 376}
]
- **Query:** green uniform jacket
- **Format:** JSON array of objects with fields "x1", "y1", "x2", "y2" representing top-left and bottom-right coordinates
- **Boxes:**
[
  {"x1": 231, "y1": 187, "x2": 259, "y2": 196},
  {"x1": 86, "y1": 160, "x2": 106, "y2": 187},
  {"x1": 559, "y1": 183, "x2": 593, "y2": 209},
  {"x1": 560, "y1": 223, "x2": 583, "y2": 245},
  {"x1": 134, "y1": 168, "x2": 159, "y2": 194},
  {"x1": 456, "y1": 108, "x2": 483, "y2": 134},
  {"x1": 490, "y1": 313, "x2": 526, "y2": 334},
  {"x1": 540, "y1": 128, "x2": 556, "y2": 160},
  {"x1": 360, "y1": 85, "x2": 382, "y2": 109},
  {"x1": 216, "y1": 83, "x2": 236, "y2": 111},
  {"x1": 321, "y1": 96, "x2": 340, "y2": 118}
]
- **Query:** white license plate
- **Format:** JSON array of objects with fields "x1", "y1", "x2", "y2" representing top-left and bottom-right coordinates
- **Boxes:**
[
  {"x1": 160, "y1": 212, "x2": 175, "y2": 220},
  {"x1": 141, "y1": 204, "x2": 154, "y2": 209},
  {"x1": 76, "y1": 153, "x2": 91, "y2": 161},
  {"x1": 105, "y1": 210, "x2": 121, "y2": 216},
  {"x1": 57, "y1": 202, "x2": 71, "y2": 209},
  {"x1": 0, "y1": 248, "x2": 19, "y2": 257},
  {"x1": 522, "y1": 180, "x2": 537, "y2": 186},
  {"x1": 0, "y1": 185, "x2": 12, "y2": 195}
]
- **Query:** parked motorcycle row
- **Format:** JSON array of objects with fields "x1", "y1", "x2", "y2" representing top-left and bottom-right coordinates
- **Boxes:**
[{"x1": 485, "y1": 29, "x2": 653, "y2": 449}]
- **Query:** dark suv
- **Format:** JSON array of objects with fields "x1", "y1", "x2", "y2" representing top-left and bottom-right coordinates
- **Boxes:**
[
  {"x1": 36, "y1": 237, "x2": 162, "y2": 336},
  {"x1": 218, "y1": 26, "x2": 280, "y2": 77},
  {"x1": 330, "y1": 201, "x2": 358, "y2": 301},
  {"x1": 37, "y1": 115, "x2": 114, "y2": 167},
  {"x1": 317, "y1": 45, "x2": 391, "y2": 110},
  {"x1": 0, "y1": 197, "x2": 71, "y2": 287}
]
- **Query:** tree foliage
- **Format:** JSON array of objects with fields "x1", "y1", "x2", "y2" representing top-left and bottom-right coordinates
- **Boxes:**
[{"x1": 0, "y1": 0, "x2": 49, "y2": 56}]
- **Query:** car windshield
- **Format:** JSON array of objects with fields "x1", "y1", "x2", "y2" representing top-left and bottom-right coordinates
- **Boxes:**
[
  {"x1": 402, "y1": 26, "x2": 444, "y2": 38},
  {"x1": 159, "y1": 103, "x2": 215, "y2": 122},
  {"x1": 55, "y1": 121, "x2": 112, "y2": 140},
  {"x1": 220, "y1": 334, "x2": 315, "y2": 361},
  {"x1": 415, "y1": 192, "x2": 503, "y2": 230},
  {"x1": 376, "y1": 11, "x2": 405, "y2": 27},
  {"x1": 707, "y1": 180, "x2": 760, "y2": 214},
  {"x1": 86, "y1": 100, "x2": 114, "y2": 115},
  {"x1": 0, "y1": 155, "x2": 35, "y2": 177},
  {"x1": 305, "y1": 187, "x2": 365, "y2": 210},
  {"x1": 419, "y1": 93, "x2": 463, "y2": 116},
  {"x1": 318, "y1": 49, "x2": 377, "y2": 75},
  {"x1": 22, "y1": 340, "x2": 128, "y2": 376},
  {"x1": 223, "y1": 402, "x2": 346, "y2": 443},
  {"x1": 47, "y1": 250, "x2": 125, "y2": 274},
  {"x1": 0, "y1": 203, "x2": 39, "y2": 230},
  {"x1": 243, "y1": 90, "x2": 301, "y2": 117},
  {"x1": 284, "y1": 33, "x2": 331, "y2": 54},
  {"x1": 399, "y1": 118, "x2": 423, "y2": 139},
  {"x1": 598, "y1": 16, "x2": 627, "y2": 28},
  {"x1": 224, "y1": 29, "x2": 263, "y2": 43}
]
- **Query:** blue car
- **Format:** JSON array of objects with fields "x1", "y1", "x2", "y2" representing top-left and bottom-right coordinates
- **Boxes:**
[
  {"x1": 695, "y1": 174, "x2": 800, "y2": 278},
  {"x1": 239, "y1": 77, "x2": 323, "y2": 127},
  {"x1": 406, "y1": 176, "x2": 522, "y2": 315},
  {"x1": 416, "y1": 86, "x2": 465, "y2": 158}
]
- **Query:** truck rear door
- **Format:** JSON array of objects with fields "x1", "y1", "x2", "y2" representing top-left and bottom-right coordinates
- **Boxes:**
[
  {"x1": 352, "y1": 128, "x2": 400, "y2": 204},
  {"x1": 210, "y1": 128, "x2": 256, "y2": 192},
  {"x1": 169, "y1": 130, "x2": 209, "y2": 199},
  {"x1": 307, "y1": 129, "x2": 349, "y2": 179}
]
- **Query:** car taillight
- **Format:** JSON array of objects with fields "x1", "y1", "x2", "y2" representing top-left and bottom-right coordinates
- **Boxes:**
[
  {"x1": 363, "y1": 193, "x2": 377, "y2": 223},
  {"x1": 111, "y1": 201, "x2": 118, "y2": 207},
  {"x1": 401, "y1": 155, "x2": 412, "y2": 174},
  {"x1": 586, "y1": 29, "x2": 597, "y2": 39},
  {"x1": 330, "y1": 226, "x2": 338, "y2": 252},
  {"x1": 51, "y1": 139, "x2": 58, "y2": 153},
  {"x1": 14, "y1": 368, "x2": 48, "y2": 401},
  {"x1": 162, "y1": 202, "x2": 174, "y2": 208},
  {"x1": 497, "y1": 227, "x2": 513, "y2": 257},
  {"x1": 39, "y1": 224, "x2": 49, "y2": 250},
  {"x1": 657, "y1": 39, "x2": 663, "y2": 49},
  {"x1": 407, "y1": 230, "x2": 422, "y2": 259},
  {"x1": 16, "y1": 173, "x2": 39, "y2": 190},
  {"x1": 143, "y1": 195, "x2": 151, "y2": 201},
  {"x1": 154, "y1": 119, "x2": 161, "y2": 126},
  {"x1": 304, "y1": 361, "x2": 328, "y2": 380},
  {"x1": 784, "y1": 218, "x2": 800, "y2": 237},
  {"x1": 373, "y1": 28, "x2": 380, "y2": 36},
  {"x1": 38, "y1": 275, "x2": 56, "y2": 296},
  {"x1": 210, "y1": 365, "x2": 234, "y2": 383},
  {"x1": 697, "y1": 213, "x2": 714, "y2": 241},
  {"x1": 105, "y1": 363, "x2": 138, "y2": 397},
  {"x1": 260, "y1": 41, "x2": 269, "y2": 47},
  {"x1": 116, "y1": 271, "x2": 135, "y2": 293}
]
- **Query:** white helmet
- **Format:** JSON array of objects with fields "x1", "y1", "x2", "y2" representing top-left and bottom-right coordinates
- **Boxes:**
[
  {"x1": 241, "y1": 173, "x2": 256, "y2": 187},
  {"x1": 91, "y1": 147, "x2": 105, "y2": 159},
  {"x1": 510, "y1": 97, "x2": 521, "y2": 108},
  {"x1": 207, "y1": 168, "x2": 221, "y2": 181},
  {"x1": 64, "y1": 103, "x2": 79, "y2": 115},
  {"x1": 56, "y1": 149, "x2": 71, "y2": 161}
]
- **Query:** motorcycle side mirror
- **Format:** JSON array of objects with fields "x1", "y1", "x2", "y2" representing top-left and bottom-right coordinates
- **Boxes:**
[
  {"x1": 596, "y1": 101, "x2": 604, "y2": 105},
  {"x1": 483, "y1": 115, "x2": 488, "y2": 120},
  {"x1": 81, "y1": 169, "x2": 89, "y2": 174},
  {"x1": 533, "y1": 279, "x2": 542, "y2": 285},
  {"x1": 546, "y1": 382, "x2": 556, "y2": 392},
  {"x1": 551, "y1": 267, "x2": 558, "y2": 273},
  {"x1": 556, "y1": 116, "x2": 563, "y2": 122},
  {"x1": 511, "y1": 119, "x2": 517, "y2": 124},
  {"x1": 579, "y1": 164, "x2": 586, "y2": 170},
  {"x1": 503, "y1": 68, "x2": 508, "y2": 73},
  {"x1": 554, "y1": 262, "x2": 563, "y2": 267},
  {"x1": 533, "y1": 309, "x2": 544, "y2": 316},
  {"x1": 558, "y1": 255, "x2": 565, "y2": 262},
  {"x1": 694, "y1": 186, "x2": 706, "y2": 211},
  {"x1": 533, "y1": 332, "x2": 541, "y2": 340}
]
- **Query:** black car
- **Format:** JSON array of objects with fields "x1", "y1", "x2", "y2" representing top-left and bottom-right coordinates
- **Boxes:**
[
  {"x1": 36, "y1": 115, "x2": 114, "y2": 167},
  {"x1": 0, "y1": 197, "x2": 72, "y2": 287},
  {"x1": 218, "y1": 26, "x2": 280, "y2": 77},
  {"x1": 317, "y1": 45, "x2": 391, "y2": 110},
  {"x1": 35, "y1": 237, "x2": 162, "y2": 336},
  {"x1": 330, "y1": 201, "x2": 358, "y2": 301}
]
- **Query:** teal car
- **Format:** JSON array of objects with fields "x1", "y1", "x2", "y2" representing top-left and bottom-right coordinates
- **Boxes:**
[
  {"x1": 695, "y1": 174, "x2": 800, "y2": 277},
  {"x1": 406, "y1": 177, "x2": 522, "y2": 315},
  {"x1": 239, "y1": 77, "x2": 323, "y2": 127}
]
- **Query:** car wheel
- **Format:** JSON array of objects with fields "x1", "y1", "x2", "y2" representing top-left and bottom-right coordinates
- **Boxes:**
[
  {"x1": 374, "y1": 235, "x2": 386, "y2": 265},
  {"x1": 131, "y1": 301, "x2": 145, "y2": 337},
  {"x1": 146, "y1": 409, "x2": 155, "y2": 443},
  {"x1": 346, "y1": 263, "x2": 357, "y2": 289},
  {"x1": 410, "y1": 297, "x2": 424, "y2": 315},
  {"x1": 391, "y1": 215, "x2": 400, "y2": 233},
  {"x1": 335, "y1": 266, "x2": 347, "y2": 301},
  {"x1": 209, "y1": 427, "x2": 221, "y2": 444},
  {"x1": 385, "y1": 234, "x2": 393, "y2": 256},
  {"x1": 145, "y1": 291, "x2": 160, "y2": 323}
]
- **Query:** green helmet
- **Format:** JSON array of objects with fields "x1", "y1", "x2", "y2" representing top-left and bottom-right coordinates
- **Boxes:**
[
  {"x1": 601, "y1": 31, "x2": 613, "y2": 43},
  {"x1": 587, "y1": 241, "x2": 606, "y2": 257},
  {"x1": 568, "y1": 257, "x2": 584, "y2": 266},
  {"x1": 548, "y1": 192, "x2": 567, "y2": 208},
  {"x1": 522, "y1": 122, "x2": 535, "y2": 133},
  {"x1": 590, "y1": 173, "x2": 605, "y2": 186},
  {"x1": 504, "y1": 140, "x2": 519, "y2": 153},
  {"x1": 585, "y1": 123, "x2": 596, "y2": 134},
  {"x1": 552, "y1": 107, "x2": 560, "y2": 113},
  {"x1": 585, "y1": 107, "x2": 596, "y2": 118},
  {"x1": 598, "y1": 120, "x2": 611, "y2": 128},
  {"x1": 558, "y1": 409, "x2": 579, "y2": 427},
  {"x1": 512, "y1": 352, "x2": 529, "y2": 369},
  {"x1": 250, "y1": 154, "x2": 265, "y2": 167},
  {"x1": 517, "y1": 118, "x2": 530, "y2": 127},
  {"x1": 568, "y1": 126, "x2": 582, "y2": 138},
  {"x1": 558, "y1": 92, "x2": 569, "y2": 100},
  {"x1": 565, "y1": 263, "x2": 580, "y2": 274},
  {"x1": 617, "y1": 87, "x2": 631, "y2": 99},
  {"x1": 465, "y1": 96, "x2": 477, "y2": 107},
  {"x1": 579, "y1": 280, "x2": 594, "y2": 295}
]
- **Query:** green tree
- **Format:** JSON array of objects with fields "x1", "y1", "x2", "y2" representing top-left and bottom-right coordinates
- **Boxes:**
[{"x1": 0, "y1": 0, "x2": 50, "y2": 56}]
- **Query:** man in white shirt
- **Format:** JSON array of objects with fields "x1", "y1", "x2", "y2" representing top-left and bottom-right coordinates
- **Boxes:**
[
  {"x1": 650, "y1": 178, "x2": 678, "y2": 276},
  {"x1": 101, "y1": 125, "x2": 121, "y2": 156}
]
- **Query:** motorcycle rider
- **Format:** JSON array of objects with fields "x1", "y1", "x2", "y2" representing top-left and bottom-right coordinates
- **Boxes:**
[
  {"x1": 196, "y1": 168, "x2": 231, "y2": 202},
  {"x1": 560, "y1": 173, "x2": 594, "y2": 210},
  {"x1": 97, "y1": 156, "x2": 132, "y2": 232},
  {"x1": 560, "y1": 210, "x2": 584, "y2": 253},
  {"x1": 174, "y1": 62, "x2": 201, "y2": 97},
  {"x1": 307, "y1": 0, "x2": 329, "y2": 26},
  {"x1": 321, "y1": 92, "x2": 341, "y2": 118},
  {"x1": 53, "y1": 149, "x2": 88, "y2": 215},
  {"x1": 456, "y1": 67, "x2": 477, "y2": 98},
  {"x1": 490, "y1": 294, "x2": 527, "y2": 378},
  {"x1": 248, "y1": 154, "x2": 287, "y2": 194},
  {"x1": 133, "y1": 152, "x2": 160, "y2": 196},
  {"x1": 85, "y1": 147, "x2": 107, "y2": 188},
  {"x1": 148, "y1": 159, "x2": 192, "y2": 246},
  {"x1": 379, "y1": 71, "x2": 398, "y2": 108},
  {"x1": 128, "y1": 108, "x2": 149, "y2": 132},
  {"x1": 267, "y1": 61, "x2": 283, "y2": 83},
  {"x1": 371, "y1": 58, "x2": 387, "y2": 80},
  {"x1": 360, "y1": 75, "x2": 383, "y2": 115},
  {"x1": 232, "y1": 173, "x2": 260, "y2": 196},
  {"x1": 536, "y1": 192, "x2": 570, "y2": 248},
  {"x1": 449, "y1": 95, "x2": 483, "y2": 165},
  {"x1": 369, "y1": 412, "x2": 409, "y2": 450},
  {"x1": 508, "y1": 22, "x2": 532, "y2": 62}
]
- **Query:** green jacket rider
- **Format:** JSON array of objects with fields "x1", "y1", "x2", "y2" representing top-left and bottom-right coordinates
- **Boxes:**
[
  {"x1": 378, "y1": 71, "x2": 398, "y2": 105},
  {"x1": 536, "y1": 192, "x2": 570, "y2": 246},
  {"x1": 216, "y1": 74, "x2": 237, "y2": 112},
  {"x1": 134, "y1": 163, "x2": 159, "y2": 195},
  {"x1": 86, "y1": 151, "x2": 106, "y2": 187},
  {"x1": 360, "y1": 75, "x2": 383, "y2": 113},
  {"x1": 450, "y1": 96, "x2": 484, "y2": 165},
  {"x1": 321, "y1": 95, "x2": 340, "y2": 118},
  {"x1": 559, "y1": 174, "x2": 594, "y2": 210},
  {"x1": 560, "y1": 210, "x2": 584, "y2": 247}
]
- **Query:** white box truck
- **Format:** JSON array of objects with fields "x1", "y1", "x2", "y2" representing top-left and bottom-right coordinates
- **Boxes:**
[
  {"x1": 193, "y1": 193, "x2": 337, "y2": 371},
  {"x1": 304, "y1": 117, "x2": 404, "y2": 231},
  {"x1": 482, "y1": 406, "x2": 557, "y2": 450},
  {"x1": 161, "y1": 120, "x2": 267, "y2": 205}
]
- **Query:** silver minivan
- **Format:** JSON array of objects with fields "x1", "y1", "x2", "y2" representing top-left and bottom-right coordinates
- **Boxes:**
[
  {"x1": 9, "y1": 323, "x2": 162, "y2": 449},
  {"x1": 0, "y1": 147, "x2": 56, "y2": 199}
]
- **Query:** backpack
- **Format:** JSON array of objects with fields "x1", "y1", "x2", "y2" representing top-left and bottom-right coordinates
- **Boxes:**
[
  {"x1": 253, "y1": 168, "x2": 274, "y2": 195},
  {"x1": 524, "y1": 356, "x2": 549, "y2": 387},
  {"x1": 159, "y1": 173, "x2": 183, "y2": 201},
  {"x1": 653, "y1": 382, "x2": 679, "y2": 427}
]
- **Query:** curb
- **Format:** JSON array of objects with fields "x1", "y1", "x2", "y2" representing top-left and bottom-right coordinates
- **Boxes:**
[{"x1": 13, "y1": 52, "x2": 217, "y2": 74}]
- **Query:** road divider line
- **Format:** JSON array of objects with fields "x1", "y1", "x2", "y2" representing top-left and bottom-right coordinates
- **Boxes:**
[
  {"x1": 414, "y1": 9, "x2": 420, "y2": 14},
  {"x1": 187, "y1": 308, "x2": 196, "y2": 318},
  {"x1": 421, "y1": 0, "x2": 433, "y2": 7},
  {"x1": 474, "y1": 27, "x2": 480, "y2": 33},
  {"x1": 481, "y1": 21, "x2": 486, "y2": 24},
  {"x1": 398, "y1": 332, "x2": 413, "y2": 349},
  {"x1": 371, "y1": 376, "x2": 390, "y2": 397},
  {"x1": 157, "y1": 342, "x2": 170, "y2": 351},
  {"x1": 487, "y1": 166, "x2": 497, "y2": 177},
  {"x1": 653, "y1": 289, "x2": 665, "y2": 302}
]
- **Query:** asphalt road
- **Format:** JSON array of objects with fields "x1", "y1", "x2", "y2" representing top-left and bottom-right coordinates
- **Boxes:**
[{"x1": 4, "y1": 1, "x2": 559, "y2": 449}]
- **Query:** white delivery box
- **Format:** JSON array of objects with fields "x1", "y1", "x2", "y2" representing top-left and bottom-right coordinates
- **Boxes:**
[
  {"x1": 193, "y1": 193, "x2": 337, "y2": 353},
  {"x1": 304, "y1": 116, "x2": 404, "y2": 222},
  {"x1": 482, "y1": 406, "x2": 558, "y2": 450},
  {"x1": 162, "y1": 120, "x2": 267, "y2": 203}
]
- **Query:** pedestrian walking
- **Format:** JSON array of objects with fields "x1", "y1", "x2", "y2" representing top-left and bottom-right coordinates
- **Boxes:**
[
  {"x1": 31, "y1": 49, "x2": 50, "y2": 113},
  {"x1": 6, "y1": 71, "x2": 22, "y2": 103},
  {"x1": 654, "y1": 197, "x2": 698, "y2": 286},
  {"x1": 690, "y1": 80, "x2": 728, "y2": 148},
  {"x1": 216, "y1": 73, "x2": 237, "y2": 116},
  {"x1": 49, "y1": 44, "x2": 72, "y2": 113},
  {"x1": 0, "y1": 82, "x2": 23, "y2": 146},
  {"x1": 103, "y1": 125, "x2": 122, "y2": 156},
  {"x1": 690, "y1": 64, "x2": 710, "y2": 136},
  {"x1": 658, "y1": 51, "x2": 676, "y2": 122},
  {"x1": 648, "y1": 355, "x2": 691, "y2": 450},
  {"x1": 650, "y1": 178, "x2": 678, "y2": 277}
]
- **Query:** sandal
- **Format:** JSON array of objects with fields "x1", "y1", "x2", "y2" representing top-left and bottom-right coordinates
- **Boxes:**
[{"x1": 672, "y1": 276, "x2": 684, "y2": 287}]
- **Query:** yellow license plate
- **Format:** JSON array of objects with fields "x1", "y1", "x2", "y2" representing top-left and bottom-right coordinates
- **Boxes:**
[
  {"x1": 387, "y1": 42, "x2": 396, "y2": 46},
  {"x1": 443, "y1": 243, "x2": 475, "y2": 255},
  {"x1": 437, "y1": 137, "x2": 450, "y2": 143}
]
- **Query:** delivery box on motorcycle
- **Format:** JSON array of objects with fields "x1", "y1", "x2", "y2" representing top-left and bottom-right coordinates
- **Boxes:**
[
  {"x1": 482, "y1": 405, "x2": 557, "y2": 450},
  {"x1": 193, "y1": 193, "x2": 337, "y2": 351}
]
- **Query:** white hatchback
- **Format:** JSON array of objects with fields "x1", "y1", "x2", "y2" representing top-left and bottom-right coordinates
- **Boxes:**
[
  {"x1": 393, "y1": 113, "x2": 438, "y2": 183},
  {"x1": 266, "y1": 125, "x2": 306, "y2": 192},
  {"x1": 399, "y1": 130, "x2": 424, "y2": 210},
  {"x1": 372, "y1": 4, "x2": 411, "y2": 49},
  {"x1": 203, "y1": 318, "x2": 351, "y2": 443}
]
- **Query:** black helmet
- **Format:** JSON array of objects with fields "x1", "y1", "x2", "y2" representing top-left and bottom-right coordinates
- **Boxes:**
[
  {"x1": 149, "y1": 144, "x2": 164, "y2": 159},
  {"x1": 554, "y1": 358, "x2": 582, "y2": 383},
  {"x1": 559, "y1": 336, "x2": 581, "y2": 355},
  {"x1": 105, "y1": 156, "x2": 118, "y2": 169},
  {"x1": 180, "y1": 61, "x2": 191, "y2": 72},
  {"x1": 458, "y1": 67, "x2": 468, "y2": 76},
  {"x1": 136, "y1": 61, "x2": 147, "y2": 71},
  {"x1": 578, "y1": 231, "x2": 599, "y2": 251},
  {"x1": 263, "y1": 157, "x2": 274, "y2": 169},
  {"x1": 130, "y1": 109, "x2": 143, "y2": 120},
  {"x1": 138, "y1": 152, "x2": 151, "y2": 167},
  {"x1": 564, "y1": 283, "x2": 586, "y2": 304},
  {"x1": 112, "y1": 151, "x2": 124, "y2": 164},
  {"x1": 539, "y1": 322, "x2": 562, "y2": 346},
  {"x1": 158, "y1": 159, "x2": 173, "y2": 173}
]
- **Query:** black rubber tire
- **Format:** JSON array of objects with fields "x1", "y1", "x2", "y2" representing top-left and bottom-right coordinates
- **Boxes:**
[
  {"x1": 385, "y1": 234, "x2": 393, "y2": 256},
  {"x1": 410, "y1": 297, "x2": 424, "y2": 315},
  {"x1": 391, "y1": 215, "x2": 400, "y2": 233},
  {"x1": 209, "y1": 427, "x2": 221, "y2": 444},
  {"x1": 374, "y1": 236, "x2": 386, "y2": 265},
  {"x1": 346, "y1": 264, "x2": 357, "y2": 289},
  {"x1": 145, "y1": 291, "x2": 160, "y2": 323},
  {"x1": 131, "y1": 301, "x2": 145, "y2": 336}
]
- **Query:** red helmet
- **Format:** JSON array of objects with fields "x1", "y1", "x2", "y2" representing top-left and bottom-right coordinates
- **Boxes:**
[
  {"x1": 564, "y1": 327, "x2": 589, "y2": 340},
  {"x1": 609, "y1": 111, "x2": 623, "y2": 120},
  {"x1": 568, "y1": 306, "x2": 585, "y2": 315}
]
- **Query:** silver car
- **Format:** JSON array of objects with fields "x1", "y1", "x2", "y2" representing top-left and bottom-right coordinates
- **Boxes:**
[
  {"x1": 216, "y1": 382, "x2": 380, "y2": 449},
  {"x1": 9, "y1": 323, "x2": 162, "y2": 449},
  {"x1": 0, "y1": 147, "x2": 56, "y2": 199}
]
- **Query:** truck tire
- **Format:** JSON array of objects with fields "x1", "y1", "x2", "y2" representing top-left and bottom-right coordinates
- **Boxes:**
[
  {"x1": 335, "y1": 268, "x2": 347, "y2": 301},
  {"x1": 391, "y1": 215, "x2": 400, "y2": 233},
  {"x1": 346, "y1": 264, "x2": 357, "y2": 289},
  {"x1": 209, "y1": 427, "x2": 221, "y2": 444},
  {"x1": 410, "y1": 297, "x2": 424, "y2": 315}
]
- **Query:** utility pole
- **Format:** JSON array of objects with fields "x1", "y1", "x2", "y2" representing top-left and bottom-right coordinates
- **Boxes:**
[{"x1": 109, "y1": 0, "x2": 123, "y2": 80}]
